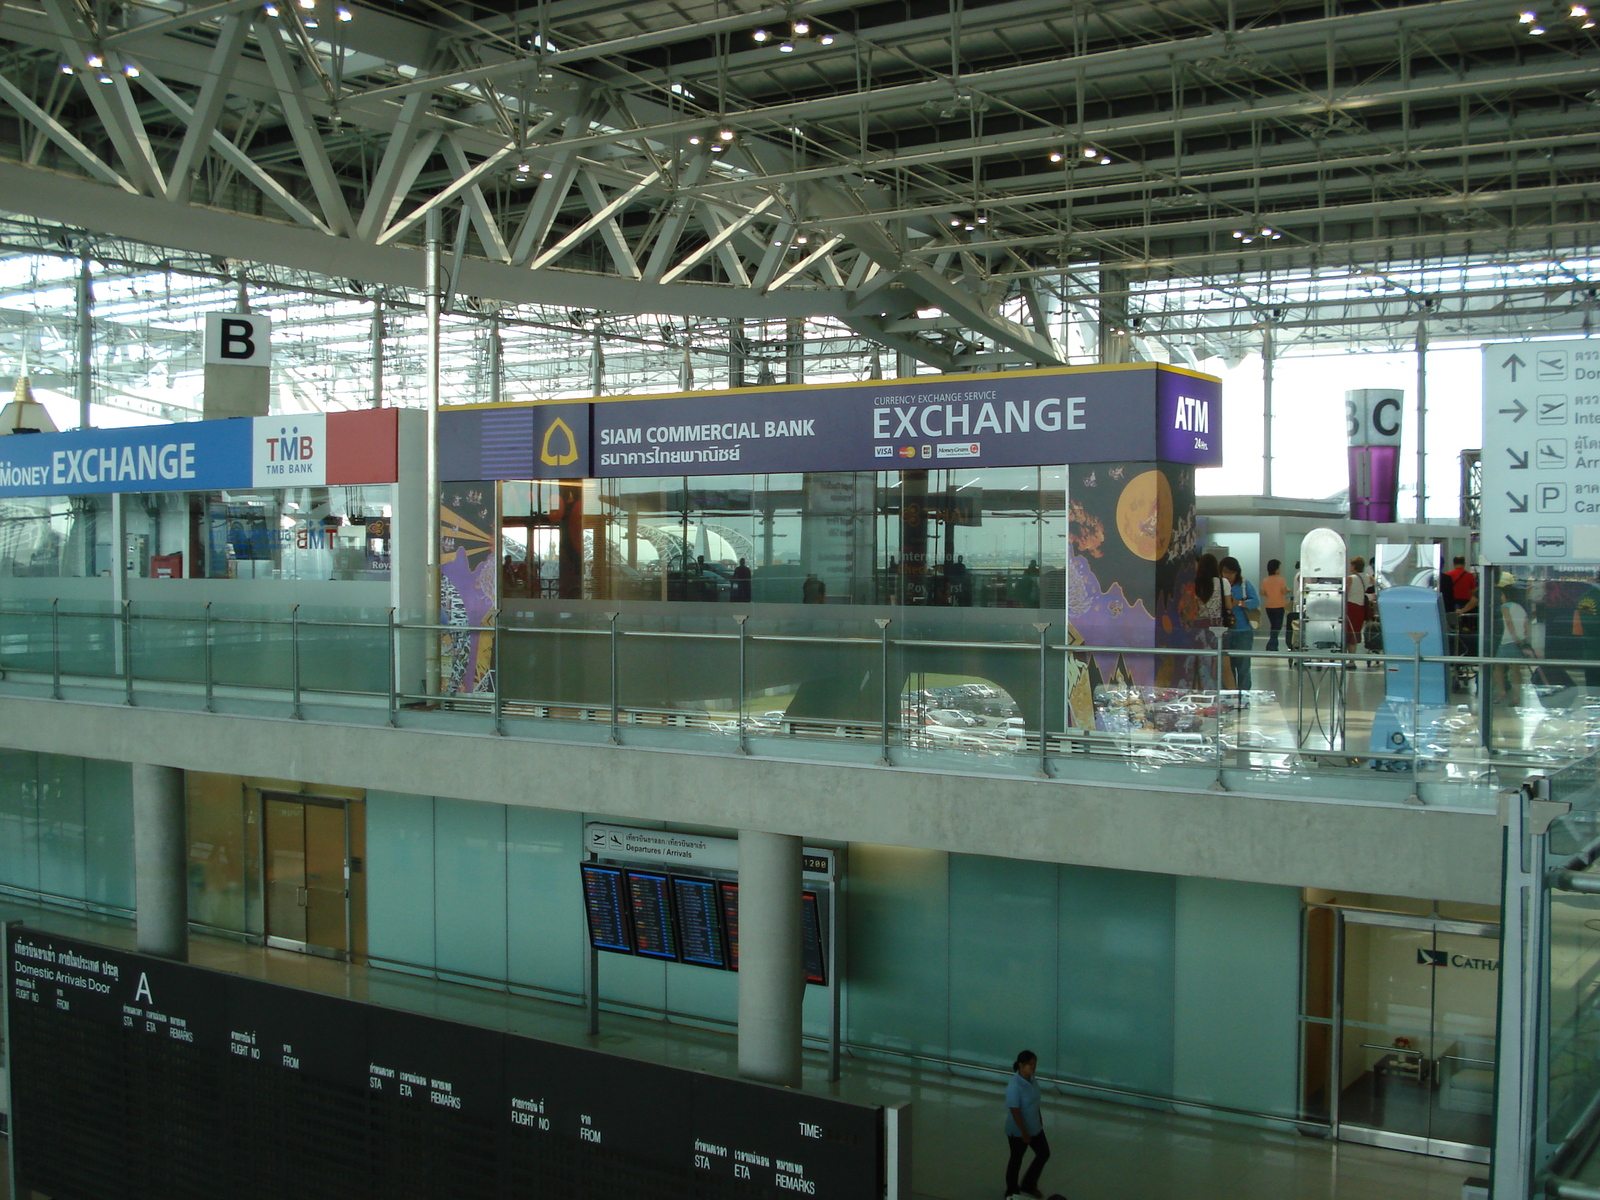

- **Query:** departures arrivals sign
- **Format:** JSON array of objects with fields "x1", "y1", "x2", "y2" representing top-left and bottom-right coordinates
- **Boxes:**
[
  {"x1": 6, "y1": 927, "x2": 881, "y2": 1200},
  {"x1": 1481, "y1": 338, "x2": 1600, "y2": 565}
]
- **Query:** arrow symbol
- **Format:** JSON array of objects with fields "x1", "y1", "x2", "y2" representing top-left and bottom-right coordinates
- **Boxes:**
[
  {"x1": 1507, "y1": 448, "x2": 1530, "y2": 469},
  {"x1": 1504, "y1": 352, "x2": 1527, "y2": 381},
  {"x1": 1506, "y1": 536, "x2": 1529, "y2": 557},
  {"x1": 1507, "y1": 491, "x2": 1528, "y2": 513},
  {"x1": 1499, "y1": 398, "x2": 1529, "y2": 422}
]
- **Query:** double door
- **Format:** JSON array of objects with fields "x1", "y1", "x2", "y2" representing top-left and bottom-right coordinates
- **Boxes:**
[
  {"x1": 1309, "y1": 910, "x2": 1499, "y2": 1162},
  {"x1": 263, "y1": 794, "x2": 353, "y2": 959}
]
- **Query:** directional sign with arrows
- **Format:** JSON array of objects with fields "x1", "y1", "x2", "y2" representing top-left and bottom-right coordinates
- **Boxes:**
[{"x1": 1482, "y1": 339, "x2": 1600, "y2": 565}]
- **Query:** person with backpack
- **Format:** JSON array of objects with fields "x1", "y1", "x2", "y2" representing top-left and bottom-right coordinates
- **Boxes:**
[{"x1": 1220, "y1": 556, "x2": 1259, "y2": 692}]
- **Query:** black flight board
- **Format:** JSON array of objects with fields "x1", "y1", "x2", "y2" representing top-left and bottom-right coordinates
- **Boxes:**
[
  {"x1": 721, "y1": 879, "x2": 742, "y2": 971},
  {"x1": 802, "y1": 891, "x2": 827, "y2": 987},
  {"x1": 581, "y1": 863, "x2": 633, "y2": 953},
  {"x1": 626, "y1": 870, "x2": 679, "y2": 959},
  {"x1": 672, "y1": 875, "x2": 729, "y2": 968},
  {"x1": 6, "y1": 926, "x2": 882, "y2": 1200}
]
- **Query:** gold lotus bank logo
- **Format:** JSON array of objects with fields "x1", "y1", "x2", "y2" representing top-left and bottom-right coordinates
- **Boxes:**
[{"x1": 539, "y1": 417, "x2": 580, "y2": 467}]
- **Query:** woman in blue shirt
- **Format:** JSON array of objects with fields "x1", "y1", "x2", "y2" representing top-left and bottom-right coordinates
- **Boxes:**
[
  {"x1": 1220, "y1": 556, "x2": 1258, "y2": 694},
  {"x1": 1003, "y1": 1049, "x2": 1049, "y2": 1199}
]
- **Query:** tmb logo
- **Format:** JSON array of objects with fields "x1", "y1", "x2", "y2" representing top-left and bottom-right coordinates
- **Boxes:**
[{"x1": 263, "y1": 425, "x2": 317, "y2": 477}]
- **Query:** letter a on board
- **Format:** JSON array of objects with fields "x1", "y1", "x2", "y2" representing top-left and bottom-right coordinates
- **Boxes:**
[
  {"x1": 540, "y1": 417, "x2": 579, "y2": 467},
  {"x1": 135, "y1": 972, "x2": 153, "y2": 1003}
]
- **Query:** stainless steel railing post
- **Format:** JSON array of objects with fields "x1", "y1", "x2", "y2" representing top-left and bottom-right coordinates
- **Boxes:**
[
  {"x1": 608, "y1": 612, "x2": 621, "y2": 745},
  {"x1": 1034, "y1": 622, "x2": 1052, "y2": 778},
  {"x1": 736, "y1": 614, "x2": 749, "y2": 755},
  {"x1": 50, "y1": 598, "x2": 61, "y2": 701},
  {"x1": 203, "y1": 601, "x2": 214, "y2": 713},
  {"x1": 387, "y1": 608, "x2": 398, "y2": 727},
  {"x1": 491, "y1": 612, "x2": 504, "y2": 736},
  {"x1": 876, "y1": 618, "x2": 892, "y2": 766},
  {"x1": 290, "y1": 604, "x2": 302, "y2": 719},
  {"x1": 121, "y1": 599, "x2": 134, "y2": 706}
]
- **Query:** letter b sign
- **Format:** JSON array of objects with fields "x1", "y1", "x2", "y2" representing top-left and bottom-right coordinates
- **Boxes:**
[{"x1": 205, "y1": 313, "x2": 271, "y2": 366}]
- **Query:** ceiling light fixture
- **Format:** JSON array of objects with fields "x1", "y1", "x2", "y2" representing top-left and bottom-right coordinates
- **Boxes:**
[
  {"x1": 336, "y1": 6, "x2": 351, "y2": 19},
  {"x1": 688, "y1": 135, "x2": 702, "y2": 145},
  {"x1": 1520, "y1": 8, "x2": 1538, "y2": 20},
  {"x1": 792, "y1": 18, "x2": 810, "y2": 34},
  {"x1": 752, "y1": 28, "x2": 769, "y2": 41},
  {"x1": 718, "y1": 128, "x2": 736, "y2": 141},
  {"x1": 1048, "y1": 151, "x2": 1064, "y2": 163},
  {"x1": 778, "y1": 40, "x2": 795, "y2": 51}
]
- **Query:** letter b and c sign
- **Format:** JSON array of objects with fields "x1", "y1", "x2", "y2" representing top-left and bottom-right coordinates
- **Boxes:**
[{"x1": 204, "y1": 313, "x2": 272, "y2": 366}]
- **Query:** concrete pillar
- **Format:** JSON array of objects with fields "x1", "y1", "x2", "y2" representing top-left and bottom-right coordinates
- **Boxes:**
[
  {"x1": 738, "y1": 830, "x2": 803, "y2": 1087},
  {"x1": 132, "y1": 764, "x2": 187, "y2": 961},
  {"x1": 1098, "y1": 267, "x2": 1132, "y2": 364}
]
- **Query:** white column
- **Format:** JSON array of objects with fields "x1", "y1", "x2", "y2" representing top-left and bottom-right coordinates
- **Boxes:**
[
  {"x1": 132, "y1": 763, "x2": 187, "y2": 961},
  {"x1": 738, "y1": 830, "x2": 804, "y2": 1087}
]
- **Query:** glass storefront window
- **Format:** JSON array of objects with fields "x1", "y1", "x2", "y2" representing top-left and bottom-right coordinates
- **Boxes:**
[
  {"x1": 0, "y1": 495, "x2": 113, "y2": 577},
  {"x1": 0, "y1": 487, "x2": 394, "y2": 583},
  {"x1": 494, "y1": 467, "x2": 1067, "y2": 610}
]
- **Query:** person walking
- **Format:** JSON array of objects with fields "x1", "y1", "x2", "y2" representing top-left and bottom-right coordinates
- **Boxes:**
[
  {"x1": 1220, "y1": 556, "x2": 1258, "y2": 693},
  {"x1": 1004, "y1": 1050, "x2": 1050, "y2": 1200},
  {"x1": 1260, "y1": 559, "x2": 1288, "y2": 651}
]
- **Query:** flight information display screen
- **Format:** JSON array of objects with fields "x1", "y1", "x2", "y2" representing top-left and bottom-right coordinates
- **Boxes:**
[
  {"x1": 720, "y1": 880, "x2": 741, "y2": 971},
  {"x1": 625, "y1": 871, "x2": 678, "y2": 960},
  {"x1": 802, "y1": 891, "x2": 827, "y2": 986},
  {"x1": 7, "y1": 926, "x2": 882, "y2": 1200},
  {"x1": 671, "y1": 876, "x2": 729, "y2": 969},
  {"x1": 581, "y1": 864, "x2": 633, "y2": 952}
]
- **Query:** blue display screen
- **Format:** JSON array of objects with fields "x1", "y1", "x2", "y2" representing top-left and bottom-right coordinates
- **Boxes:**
[
  {"x1": 671, "y1": 877, "x2": 728, "y2": 969},
  {"x1": 580, "y1": 864, "x2": 632, "y2": 953}
]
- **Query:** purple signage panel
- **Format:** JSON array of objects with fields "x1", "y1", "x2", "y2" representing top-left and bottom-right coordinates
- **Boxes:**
[
  {"x1": 593, "y1": 364, "x2": 1220, "y2": 478},
  {"x1": 439, "y1": 403, "x2": 591, "y2": 481},
  {"x1": 1155, "y1": 369, "x2": 1223, "y2": 466},
  {"x1": 438, "y1": 365, "x2": 1222, "y2": 482}
]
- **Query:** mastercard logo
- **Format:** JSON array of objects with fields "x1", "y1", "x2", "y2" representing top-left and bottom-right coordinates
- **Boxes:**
[{"x1": 898, "y1": 446, "x2": 917, "y2": 458}]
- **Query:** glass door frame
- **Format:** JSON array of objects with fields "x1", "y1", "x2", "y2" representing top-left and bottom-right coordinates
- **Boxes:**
[
  {"x1": 1332, "y1": 908, "x2": 1499, "y2": 1164},
  {"x1": 260, "y1": 791, "x2": 352, "y2": 961}
]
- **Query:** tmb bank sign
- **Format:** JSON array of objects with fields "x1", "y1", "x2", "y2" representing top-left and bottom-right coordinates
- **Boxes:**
[
  {"x1": 441, "y1": 363, "x2": 1221, "y2": 480},
  {"x1": 0, "y1": 410, "x2": 401, "y2": 497}
]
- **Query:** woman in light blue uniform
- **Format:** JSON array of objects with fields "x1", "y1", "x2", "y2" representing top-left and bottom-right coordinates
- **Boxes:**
[{"x1": 1003, "y1": 1049, "x2": 1049, "y2": 1199}]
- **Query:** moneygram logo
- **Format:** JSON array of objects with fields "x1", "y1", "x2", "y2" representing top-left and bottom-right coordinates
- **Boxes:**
[{"x1": 937, "y1": 442, "x2": 981, "y2": 459}]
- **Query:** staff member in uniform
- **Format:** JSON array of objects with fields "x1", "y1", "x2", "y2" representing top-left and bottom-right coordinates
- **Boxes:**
[{"x1": 1003, "y1": 1050, "x2": 1050, "y2": 1200}]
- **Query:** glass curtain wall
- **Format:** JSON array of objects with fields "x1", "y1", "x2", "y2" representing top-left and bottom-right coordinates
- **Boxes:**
[{"x1": 496, "y1": 466, "x2": 1064, "y2": 611}]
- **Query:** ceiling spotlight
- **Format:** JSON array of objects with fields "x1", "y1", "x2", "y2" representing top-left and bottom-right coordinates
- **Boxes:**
[
  {"x1": 752, "y1": 28, "x2": 769, "y2": 41},
  {"x1": 818, "y1": 33, "x2": 835, "y2": 44},
  {"x1": 796, "y1": 234, "x2": 809, "y2": 244},
  {"x1": 718, "y1": 128, "x2": 735, "y2": 141},
  {"x1": 778, "y1": 40, "x2": 794, "y2": 51},
  {"x1": 688, "y1": 135, "x2": 702, "y2": 145},
  {"x1": 1520, "y1": 8, "x2": 1538, "y2": 19},
  {"x1": 1529, "y1": 21, "x2": 1547, "y2": 30},
  {"x1": 1573, "y1": 3, "x2": 1588, "y2": 13},
  {"x1": 792, "y1": 19, "x2": 810, "y2": 34},
  {"x1": 123, "y1": 63, "x2": 139, "y2": 77},
  {"x1": 516, "y1": 159, "x2": 530, "y2": 173},
  {"x1": 1082, "y1": 147, "x2": 1099, "y2": 159},
  {"x1": 303, "y1": 17, "x2": 318, "y2": 25},
  {"x1": 1098, "y1": 154, "x2": 1111, "y2": 165},
  {"x1": 263, "y1": 1, "x2": 279, "y2": 12},
  {"x1": 336, "y1": 6, "x2": 351, "y2": 19},
  {"x1": 977, "y1": 216, "x2": 988, "y2": 224},
  {"x1": 1049, "y1": 151, "x2": 1064, "y2": 163},
  {"x1": 950, "y1": 218, "x2": 962, "y2": 226},
  {"x1": 964, "y1": 223, "x2": 975, "y2": 231},
  {"x1": 59, "y1": 62, "x2": 74, "y2": 73},
  {"x1": 709, "y1": 143, "x2": 724, "y2": 152},
  {"x1": 86, "y1": 53, "x2": 103, "y2": 67},
  {"x1": 1232, "y1": 230, "x2": 1245, "y2": 239}
]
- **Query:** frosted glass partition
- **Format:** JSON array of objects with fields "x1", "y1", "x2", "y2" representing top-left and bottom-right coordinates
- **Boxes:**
[
  {"x1": 365, "y1": 791, "x2": 438, "y2": 975},
  {"x1": 432, "y1": 797, "x2": 509, "y2": 984},
  {"x1": 0, "y1": 750, "x2": 132, "y2": 914}
]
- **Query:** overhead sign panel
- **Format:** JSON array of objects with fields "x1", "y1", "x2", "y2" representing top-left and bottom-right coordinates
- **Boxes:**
[
  {"x1": 1482, "y1": 339, "x2": 1600, "y2": 564},
  {"x1": 440, "y1": 364, "x2": 1222, "y2": 481}
]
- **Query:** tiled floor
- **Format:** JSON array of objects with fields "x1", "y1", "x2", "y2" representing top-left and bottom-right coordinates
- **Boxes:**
[{"x1": 0, "y1": 900, "x2": 1478, "y2": 1200}]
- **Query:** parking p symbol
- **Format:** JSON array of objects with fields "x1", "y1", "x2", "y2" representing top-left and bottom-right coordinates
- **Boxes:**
[{"x1": 1538, "y1": 483, "x2": 1568, "y2": 513}]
